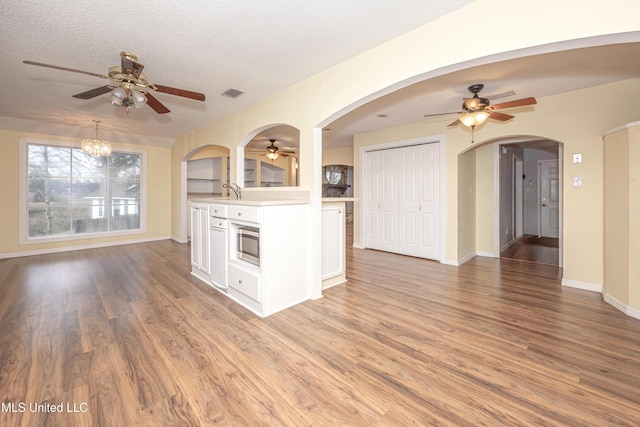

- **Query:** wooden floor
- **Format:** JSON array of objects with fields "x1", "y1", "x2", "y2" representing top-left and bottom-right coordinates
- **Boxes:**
[
  {"x1": 501, "y1": 235, "x2": 560, "y2": 265},
  {"x1": 1, "y1": 237, "x2": 639, "y2": 426}
]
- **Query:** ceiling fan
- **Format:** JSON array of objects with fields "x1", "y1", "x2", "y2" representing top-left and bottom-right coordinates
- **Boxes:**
[
  {"x1": 23, "y1": 51, "x2": 206, "y2": 114},
  {"x1": 249, "y1": 139, "x2": 297, "y2": 160},
  {"x1": 425, "y1": 84, "x2": 537, "y2": 138}
]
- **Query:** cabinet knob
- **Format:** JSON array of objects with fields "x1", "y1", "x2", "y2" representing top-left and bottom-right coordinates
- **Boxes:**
[
  {"x1": 238, "y1": 212, "x2": 242, "y2": 216},
  {"x1": 239, "y1": 279, "x2": 243, "y2": 284}
]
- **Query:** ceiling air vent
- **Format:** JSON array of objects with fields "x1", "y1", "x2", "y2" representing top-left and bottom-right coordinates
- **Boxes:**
[{"x1": 221, "y1": 88, "x2": 245, "y2": 98}]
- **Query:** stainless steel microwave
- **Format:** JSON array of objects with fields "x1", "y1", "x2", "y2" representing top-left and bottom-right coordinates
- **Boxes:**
[{"x1": 236, "y1": 226, "x2": 260, "y2": 266}]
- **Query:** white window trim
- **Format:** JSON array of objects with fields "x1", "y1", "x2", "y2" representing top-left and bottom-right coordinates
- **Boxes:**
[{"x1": 19, "y1": 137, "x2": 148, "y2": 245}]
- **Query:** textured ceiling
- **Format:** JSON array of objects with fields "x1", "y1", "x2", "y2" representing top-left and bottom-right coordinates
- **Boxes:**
[{"x1": 0, "y1": 0, "x2": 474, "y2": 147}]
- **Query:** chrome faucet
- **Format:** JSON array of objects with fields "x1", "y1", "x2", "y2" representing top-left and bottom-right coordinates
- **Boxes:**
[{"x1": 223, "y1": 182, "x2": 241, "y2": 200}]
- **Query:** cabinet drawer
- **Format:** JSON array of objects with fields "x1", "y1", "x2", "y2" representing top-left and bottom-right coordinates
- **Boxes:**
[
  {"x1": 209, "y1": 204, "x2": 227, "y2": 218},
  {"x1": 211, "y1": 218, "x2": 227, "y2": 229},
  {"x1": 229, "y1": 263, "x2": 261, "y2": 302},
  {"x1": 228, "y1": 205, "x2": 261, "y2": 223}
]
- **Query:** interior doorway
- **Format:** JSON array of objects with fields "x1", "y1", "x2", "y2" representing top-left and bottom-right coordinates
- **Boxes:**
[{"x1": 498, "y1": 139, "x2": 561, "y2": 266}]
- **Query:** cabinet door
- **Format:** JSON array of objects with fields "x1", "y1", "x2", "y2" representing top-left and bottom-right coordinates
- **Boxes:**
[
  {"x1": 322, "y1": 206, "x2": 344, "y2": 279},
  {"x1": 190, "y1": 207, "x2": 200, "y2": 267},
  {"x1": 210, "y1": 227, "x2": 228, "y2": 288},
  {"x1": 198, "y1": 208, "x2": 211, "y2": 274}
]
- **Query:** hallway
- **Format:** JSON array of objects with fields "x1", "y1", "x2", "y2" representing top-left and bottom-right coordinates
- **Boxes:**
[{"x1": 501, "y1": 234, "x2": 559, "y2": 265}]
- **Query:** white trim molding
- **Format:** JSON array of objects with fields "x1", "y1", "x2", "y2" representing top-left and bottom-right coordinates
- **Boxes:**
[
  {"x1": 0, "y1": 236, "x2": 171, "y2": 260},
  {"x1": 561, "y1": 278, "x2": 603, "y2": 293},
  {"x1": 603, "y1": 293, "x2": 640, "y2": 321}
]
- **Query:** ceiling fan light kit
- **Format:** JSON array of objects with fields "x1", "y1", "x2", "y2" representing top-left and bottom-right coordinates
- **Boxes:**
[
  {"x1": 23, "y1": 51, "x2": 205, "y2": 115},
  {"x1": 459, "y1": 111, "x2": 489, "y2": 128},
  {"x1": 81, "y1": 120, "x2": 111, "y2": 156},
  {"x1": 422, "y1": 83, "x2": 538, "y2": 143},
  {"x1": 265, "y1": 139, "x2": 280, "y2": 160}
]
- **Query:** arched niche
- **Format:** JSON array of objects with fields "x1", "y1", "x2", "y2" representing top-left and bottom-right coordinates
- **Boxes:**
[
  {"x1": 238, "y1": 124, "x2": 300, "y2": 188},
  {"x1": 183, "y1": 144, "x2": 231, "y2": 196}
]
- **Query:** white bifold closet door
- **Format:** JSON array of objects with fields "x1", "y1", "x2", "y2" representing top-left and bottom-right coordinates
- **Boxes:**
[{"x1": 365, "y1": 143, "x2": 440, "y2": 260}]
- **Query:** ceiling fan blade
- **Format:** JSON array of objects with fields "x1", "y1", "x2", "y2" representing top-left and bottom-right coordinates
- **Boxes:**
[
  {"x1": 72, "y1": 85, "x2": 112, "y2": 99},
  {"x1": 489, "y1": 111, "x2": 514, "y2": 121},
  {"x1": 447, "y1": 118, "x2": 461, "y2": 127},
  {"x1": 120, "y1": 54, "x2": 144, "y2": 78},
  {"x1": 154, "y1": 85, "x2": 206, "y2": 101},
  {"x1": 490, "y1": 97, "x2": 537, "y2": 110},
  {"x1": 424, "y1": 111, "x2": 460, "y2": 118},
  {"x1": 145, "y1": 92, "x2": 170, "y2": 114},
  {"x1": 23, "y1": 60, "x2": 110, "y2": 80}
]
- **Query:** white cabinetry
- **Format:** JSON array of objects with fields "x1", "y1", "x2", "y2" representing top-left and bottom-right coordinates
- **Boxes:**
[
  {"x1": 190, "y1": 203, "x2": 211, "y2": 282},
  {"x1": 322, "y1": 202, "x2": 346, "y2": 289},
  {"x1": 209, "y1": 204, "x2": 228, "y2": 291},
  {"x1": 226, "y1": 203, "x2": 310, "y2": 317}
]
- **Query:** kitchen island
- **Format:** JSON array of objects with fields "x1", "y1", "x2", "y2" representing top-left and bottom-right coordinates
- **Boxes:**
[{"x1": 190, "y1": 197, "x2": 311, "y2": 317}]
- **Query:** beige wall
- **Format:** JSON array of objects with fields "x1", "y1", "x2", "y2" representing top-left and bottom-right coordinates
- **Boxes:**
[
  {"x1": 189, "y1": 145, "x2": 229, "y2": 161},
  {"x1": 0, "y1": 129, "x2": 172, "y2": 256},
  {"x1": 458, "y1": 149, "x2": 476, "y2": 261},
  {"x1": 604, "y1": 127, "x2": 630, "y2": 304},
  {"x1": 323, "y1": 146, "x2": 354, "y2": 166},
  {"x1": 630, "y1": 127, "x2": 640, "y2": 309},
  {"x1": 604, "y1": 124, "x2": 640, "y2": 312},
  {"x1": 475, "y1": 143, "x2": 495, "y2": 256}
]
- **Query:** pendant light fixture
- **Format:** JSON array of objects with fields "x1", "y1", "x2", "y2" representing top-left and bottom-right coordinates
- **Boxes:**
[{"x1": 81, "y1": 120, "x2": 112, "y2": 156}]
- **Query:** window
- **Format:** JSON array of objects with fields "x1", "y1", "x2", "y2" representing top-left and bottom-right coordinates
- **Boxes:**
[{"x1": 20, "y1": 138, "x2": 145, "y2": 242}]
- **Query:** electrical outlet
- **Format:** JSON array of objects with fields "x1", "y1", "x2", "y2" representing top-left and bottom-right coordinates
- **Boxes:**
[{"x1": 572, "y1": 153, "x2": 583, "y2": 164}]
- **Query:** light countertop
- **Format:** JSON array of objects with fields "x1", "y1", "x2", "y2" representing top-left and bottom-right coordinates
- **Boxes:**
[
  {"x1": 322, "y1": 197, "x2": 356, "y2": 202},
  {"x1": 190, "y1": 197, "x2": 309, "y2": 206}
]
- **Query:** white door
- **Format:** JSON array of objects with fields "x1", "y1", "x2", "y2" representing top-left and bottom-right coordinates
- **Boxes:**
[
  {"x1": 397, "y1": 144, "x2": 440, "y2": 259},
  {"x1": 365, "y1": 143, "x2": 440, "y2": 260},
  {"x1": 539, "y1": 160, "x2": 560, "y2": 238},
  {"x1": 365, "y1": 149, "x2": 398, "y2": 252}
]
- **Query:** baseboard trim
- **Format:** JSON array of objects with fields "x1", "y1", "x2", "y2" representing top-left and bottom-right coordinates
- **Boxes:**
[
  {"x1": 458, "y1": 252, "x2": 475, "y2": 266},
  {"x1": 0, "y1": 235, "x2": 172, "y2": 260},
  {"x1": 561, "y1": 278, "x2": 603, "y2": 293},
  {"x1": 603, "y1": 293, "x2": 640, "y2": 321},
  {"x1": 441, "y1": 259, "x2": 460, "y2": 267},
  {"x1": 475, "y1": 251, "x2": 496, "y2": 258},
  {"x1": 172, "y1": 235, "x2": 188, "y2": 244},
  {"x1": 352, "y1": 243, "x2": 365, "y2": 249}
]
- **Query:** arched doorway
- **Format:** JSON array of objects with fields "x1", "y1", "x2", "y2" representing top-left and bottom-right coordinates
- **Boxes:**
[
  {"x1": 180, "y1": 144, "x2": 230, "y2": 242},
  {"x1": 459, "y1": 136, "x2": 563, "y2": 267}
]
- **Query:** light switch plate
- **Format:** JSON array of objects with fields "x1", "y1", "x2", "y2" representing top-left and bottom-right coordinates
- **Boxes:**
[
  {"x1": 573, "y1": 176, "x2": 582, "y2": 187},
  {"x1": 572, "y1": 153, "x2": 583, "y2": 164}
]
